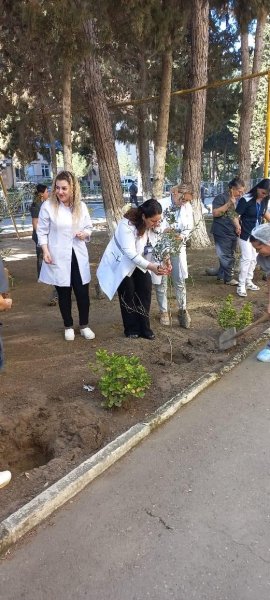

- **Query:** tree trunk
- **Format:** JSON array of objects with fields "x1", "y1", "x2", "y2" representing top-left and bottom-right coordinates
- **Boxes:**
[
  {"x1": 210, "y1": 151, "x2": 214, "y2": 181},
  {"x1": 182, "y1": 0, "x2": 210, "y2": 248},
  {"x1": 208, "y1": 153, "x2": 211, "y2": 181},
  {"x1": 81, "y1": 20, "x2": 124, "y2": 233},
  {"x1": 46, "y1": 118, "x2": 57, "y2": 178},
  {"x1": 152, "y1": 44, "x2": 173, "y2": 200},
  {"x1": 213, "y1": 150, "x2": 218, "y2": 183},
  {"x1": 137, "y1": 54, "x2": 152, "y2": 199},
  {"x1": 238, "y1": 11, "x2": 267, "y2": 187},
  {"x1": 176, "y1": 144, "x2": 183, "y2": 180},
  {"x1": 39, "y1": 93, "x2": 58, "y2": 179},
  {"x1": 62, "y1": 64, "x2": 73, "y2": 171},
  {"x1": 223, "y1": 144, "x2": 227, "y2": 178}
]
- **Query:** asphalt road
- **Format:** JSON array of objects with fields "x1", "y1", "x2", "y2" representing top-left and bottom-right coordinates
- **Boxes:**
[{"x1": 1, "y1": 346, "x2": 270, "y2": 600}]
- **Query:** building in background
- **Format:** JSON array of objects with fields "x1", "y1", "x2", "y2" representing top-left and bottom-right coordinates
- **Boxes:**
[
  {"x1": 25, "y1": 155, "x2": 52, "y2": 183},
  {"x1": 1, "y1": 140, "x2": 154, "y2": 191},
  {"x1": 0, "y1": 153, "x2": 52, "y2": 190}
]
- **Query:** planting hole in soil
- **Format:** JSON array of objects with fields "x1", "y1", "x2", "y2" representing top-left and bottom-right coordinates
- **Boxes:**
[
  {"x1": 3, "y1": 443, "x2": 51, "y2": 474},
  {"x1": 163, "y1": 350, "x2": 194, "y2": 364}
]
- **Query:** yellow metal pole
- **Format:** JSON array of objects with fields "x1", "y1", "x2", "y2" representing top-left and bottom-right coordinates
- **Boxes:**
[
  {"x1": 264, "y1": 71, "x2": 270, "y2": 178},
  {"x1": 110, "y1": 69, "x2": 270, "y2": 109}
]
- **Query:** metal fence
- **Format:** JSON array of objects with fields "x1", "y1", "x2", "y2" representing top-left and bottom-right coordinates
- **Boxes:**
[
  {"x1": 9, "y1": 180, "x2": 171, "y2": 213},
  {"x1": 202, "y1": 179, "x2": 263, "y2": 197},
  {"x1": 2, "y1": 178, "x2": 266, "y2": 217}
]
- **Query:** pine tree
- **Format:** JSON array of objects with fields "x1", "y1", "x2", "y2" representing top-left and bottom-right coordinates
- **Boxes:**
[
  {"x1": 80, "y1": 17, "x2": 124, "y2": 231},
  {"x1": 215, "y1": 0, "x2": 269, "y2": 185},
  {"x1": 238, "y1": 6, "x2": 267, "y2": 186},
  {"x1": 249, "y1": 19, "x2": 270, "y2": 177},
  {"x1": 182, "y1": 0, "x2": 211, "y2": 247}
]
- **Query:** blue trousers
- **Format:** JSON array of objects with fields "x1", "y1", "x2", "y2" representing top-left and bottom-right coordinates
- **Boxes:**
[
  {"x1": 213, "y1": 234, "x2": 237, "y2": 283},
  {"x1": 155, "y1": 254, "x2": 187, "y2": 312}
]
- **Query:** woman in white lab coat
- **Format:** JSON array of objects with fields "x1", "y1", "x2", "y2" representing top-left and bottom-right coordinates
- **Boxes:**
[
  {"x1": 37, "y1": 170, "x2": 95, "y2": 342},
  {"x1": 97, "y1": 199, "x2": 169, "y2": 339}
]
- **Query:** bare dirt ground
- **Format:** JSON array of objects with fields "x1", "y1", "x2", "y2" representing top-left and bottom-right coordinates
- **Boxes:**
[{"x1": 0, "y1": 226, "x2": 268, "y2": 521}]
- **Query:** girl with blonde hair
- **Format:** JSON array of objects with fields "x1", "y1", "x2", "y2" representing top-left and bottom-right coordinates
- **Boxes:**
[{"x1": 37, "y1": 171, "x2": 95, "y2": 341}]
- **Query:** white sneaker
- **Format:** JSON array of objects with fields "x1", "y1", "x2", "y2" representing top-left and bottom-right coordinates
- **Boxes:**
[
  {"x1": 64, "y1": 328, "x2": 75, "y2": 341},
  {"x1": 237, "y1": 286, "x2": 247, "y2": 297},
  {"x1": 80, "y1": 327, "x2": 95, "y2": 340},
  {"x1": 0, "y1": 470, "x2": 11, "y2": 489},
  {"x1": 246, "y1": 281, "x2": 260, "y2": 291}
]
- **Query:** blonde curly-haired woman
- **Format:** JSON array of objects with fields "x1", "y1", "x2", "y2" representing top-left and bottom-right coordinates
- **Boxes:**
[
  {"x1": 155, "y1": 183, "x2": 194, "y2": 328},
  {"x1": 37, "y1": 171, "x2": 95, "y2": 341}
]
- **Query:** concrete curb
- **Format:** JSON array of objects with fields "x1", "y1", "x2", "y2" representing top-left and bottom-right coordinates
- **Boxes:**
[{"x1": 1, "y1": 327, "x2": 269, "y2": 555}]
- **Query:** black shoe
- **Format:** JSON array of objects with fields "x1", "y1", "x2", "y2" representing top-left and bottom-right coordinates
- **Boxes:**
[
  {"x1": 140, "y1": 332, "x2": 155, "y2": 340},
  {"x1": 125, "y1": 333, "x2": 139, "y2": 339}
]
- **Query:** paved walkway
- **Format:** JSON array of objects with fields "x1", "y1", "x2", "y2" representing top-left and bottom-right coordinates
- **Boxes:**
[{"x1": 1, "y1": 347, "x2": 270, "y2": 600}]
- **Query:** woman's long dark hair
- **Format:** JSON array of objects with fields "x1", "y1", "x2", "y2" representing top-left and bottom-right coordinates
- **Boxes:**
[
  {"x1": 124, "y1": 198, "x2": 162, "y2": 236},
  {"x1": 247, "y1": 178, "x2": 270, "y2": 202}
]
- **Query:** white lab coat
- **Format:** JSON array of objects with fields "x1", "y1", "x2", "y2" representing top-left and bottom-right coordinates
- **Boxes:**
[
  {"x1": 162, "y1": 202, "x2": 194, "y2": 279},
  {"x1": 159, "y1": 195, "x2": 172, "y2": 212},
  {"x1": 37, "y1": 200, "x2": 93, "y2": 286},
  {"x1": 97, "y1": 218, "x2": 159, "y2": 300}
]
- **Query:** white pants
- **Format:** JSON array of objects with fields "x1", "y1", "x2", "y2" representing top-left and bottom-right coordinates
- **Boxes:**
[{"x1": 238, "y1": 238, "x2": 257, "y2": 287}]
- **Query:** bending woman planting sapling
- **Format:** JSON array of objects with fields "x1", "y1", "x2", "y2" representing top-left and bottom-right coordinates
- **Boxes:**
[{"x1": 97, "y1": 199, "x2": 170, "y2": 339}]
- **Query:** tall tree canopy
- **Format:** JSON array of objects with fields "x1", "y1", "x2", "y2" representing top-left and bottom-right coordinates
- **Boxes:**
[{"x1": 1, "y1": 0, "x2": 268, "y2": 242}]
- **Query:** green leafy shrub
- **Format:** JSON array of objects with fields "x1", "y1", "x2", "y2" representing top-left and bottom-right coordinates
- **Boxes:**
[
  {"x1": 236, "y1": 301, "x2": 253, "y2": 330},
  {"x1": 218, "y1": 295, "x2": 238, "y2": 329},
  {"x1": 218, "y1": 294, "x2": 253, "y2": 330},
  {"x1": 90, "y1": 349, "x2": 151, "y2": 408}
]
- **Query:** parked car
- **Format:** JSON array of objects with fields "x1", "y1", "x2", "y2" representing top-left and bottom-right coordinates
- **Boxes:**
[
  {"x1": 15, "y1": 181, "x2": 31, "y2": 189},
  {"x1": 121, "y1": 177, "x2": 136, "y2": 187}
]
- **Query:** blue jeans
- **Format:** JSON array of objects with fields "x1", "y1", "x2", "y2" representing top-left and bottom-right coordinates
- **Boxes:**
[
  {"x1": 214, "y1": 235, "x2": 237, "y2": 283},
  {"x1": 155, "y1": 254, "x2": 187, "y2": 313}
]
